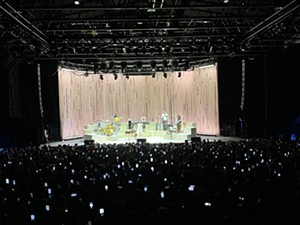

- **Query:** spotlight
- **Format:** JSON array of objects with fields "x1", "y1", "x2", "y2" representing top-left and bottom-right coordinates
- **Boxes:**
[
  {"x1": 172, "y1": 60, "x2": 178, "y2": 68},
  {"x1": 121, "y1": 61, "x2": 127, "y2": 72},
  {"x1": 163, "y1": 72, "x2": 167, "y2": 79},
  {"x1": 150, "y1": 60, "x2": 156, "y2": 69},
  {"x1": 100, "y1": 62, "x2": 107, "y2": 70},
  {"x1": 93, "y1": 64, "x2": 98, "y2": 74},
  {"x1": 136, "y1": 61, "x2": 143, "y2": 72},
  {"x1": 162, "y1": 60, "x2": 168, "y2": 68},
  {"x1": 136, "y1": 61, "x2": 142, "y2": 69},
  {"x1": 184, "y1": 60, "x2": 190, "y2": 70},
  {"x1": 100, "y1": 74, "x2": 103, "y2": 80},
  {"x1": 84, "y1": 68, "x2": 89, "y2": 77},
  {"x1": 109, "y1": 61, "x2": 114, "y2": 70},
  {"x1": 74, "y1": 0, "x2": 80, "y2": 5},
  {"x1": 178, "y1": 72, "x2": 181, "y2": 78}
]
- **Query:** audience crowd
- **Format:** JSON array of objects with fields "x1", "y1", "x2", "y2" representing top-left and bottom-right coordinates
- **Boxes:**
[{"x1": 1, "y1": 138, "x2": 300, "y2": 225}]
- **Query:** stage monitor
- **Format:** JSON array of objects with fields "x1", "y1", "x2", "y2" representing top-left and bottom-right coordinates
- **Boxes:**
[
  {"x1": 191, "y1": 137, "x2": 201, "y2": 142},
  {"x1": 84, "y1": 140, "x2": 94, "y2": 145}
]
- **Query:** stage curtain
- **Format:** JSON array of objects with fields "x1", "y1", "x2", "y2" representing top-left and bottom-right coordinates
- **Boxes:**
[{"x1": 58, "y1": 65, "x2": 219, "y2": 139}]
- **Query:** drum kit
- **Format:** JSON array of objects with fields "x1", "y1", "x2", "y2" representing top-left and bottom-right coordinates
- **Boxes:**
[{"x1": 98, "y1": 117, "x2": 121, "y2": 136}]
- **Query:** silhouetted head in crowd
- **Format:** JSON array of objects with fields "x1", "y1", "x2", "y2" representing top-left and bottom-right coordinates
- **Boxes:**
[{"x1": 1, "y1": 138, "x2": 300, "y2": 225}]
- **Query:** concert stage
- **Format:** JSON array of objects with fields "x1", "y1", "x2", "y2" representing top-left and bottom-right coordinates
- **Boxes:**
[
  {"x1": 83, "y1": 121, "x2": 197, "y2": 144},
  {"x1": 45, "y1": 121, "x2": 244, "y2": 147},
  {"x1": 46, "y1": 134, "x2": 243, "y2": 147}
]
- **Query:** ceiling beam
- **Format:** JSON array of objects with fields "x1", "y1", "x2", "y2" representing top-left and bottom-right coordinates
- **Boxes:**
[
  {"x1": 41, "y1": 25, "x2": 252, "y2": 32},
  {"x1": 0, "y1": 1, "x2": 49, "y2": 47},
  {"x1": 28, "y1": 15, "x2": 267, "y2": 23},
  {"x1": 241, "y1": 0, "x2": 300, "y2": 49},
  {"x1": 18, "y1": 5, "x2": 276, "y2": 11}
]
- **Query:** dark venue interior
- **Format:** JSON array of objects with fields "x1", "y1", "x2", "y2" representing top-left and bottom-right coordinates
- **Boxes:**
[{"x1": 0, "y1": 0, "x2": 300, "y2": 225}]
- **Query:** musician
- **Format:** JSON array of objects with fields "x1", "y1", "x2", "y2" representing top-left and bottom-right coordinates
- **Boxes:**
[
  {"x1": 128, "y1": 119, "x2": 132, "y2": 129},
  {"x1": 161, "y1": 111, "x2": 168, "y2": 130},
  {"x1": 136, "y1": 120, "x2": 143, "y2": 137},
  {"x1": 112, "y1": 113, "x2": 121, "y2": 133},
  {"x1": 140, "y1": 115, "x2": 147, "y2": 129},
  {"x1": 140, "y1": 116, "x2": 146, "y2": 122},
  {"x1": 176, "y1": 115, "x2": 182, "y2": 133},
  {"x1": 155, "y1": 116, "x2": 160, "y2": 130},
  {"x1": 112, "y1": 113, "x2": 118, "y2": 121}
]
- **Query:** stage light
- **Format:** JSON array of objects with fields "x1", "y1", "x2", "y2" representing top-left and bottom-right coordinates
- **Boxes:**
[
  {"x1": 93, "y1": 64, "x2": 98, "y2": 74},
  {"x1": 184, "y1": 60, "x2": 190, "y2": 70},
  {"x1": 74, "y1": 0, "x2": 80, "y2": 5},
  {"x1": 147, "y1": 8, "x2": 156, "y2": 13},
  {"x1": 163, "y1": 72, "x2": 167, "y2": 79},
  {"x1": 162, "y1": 60, "x2": 168, "y2": 67},
  {"x1": 109, "y1": 61, "x2": 114, "y2": 70},
  {"x1": 121, "y1": 61, "x2": 127, "y2": 69},
  {"x1": 178, "y1": 72, "x2": 181, "y2": 78},
  {"x1": 172, "y1": 60, "x2": 178, "y2": 67},
  {"x1": 100, "y1": 62, "x2": 107, "y2": 70},
  {"x1": 136, "y1": 61, "x2": 142, "y2": 69},
  {"x1": 136, "y1": 61, "x2": 142, "y2": 72},
  {"x1": 84, "y1": 68, "x2": 89, "y2": 77},
  {"x1": 121, "y1": 61, "x2": 127, "y2": 72},
  {"x1": 150, "y1": 60, "x2": 156, "y2": 69}
]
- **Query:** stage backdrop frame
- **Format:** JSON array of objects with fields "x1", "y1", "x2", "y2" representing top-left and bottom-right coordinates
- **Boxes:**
[{"x1": 58, "y1": 65, "x2": 220, "y2": 140}]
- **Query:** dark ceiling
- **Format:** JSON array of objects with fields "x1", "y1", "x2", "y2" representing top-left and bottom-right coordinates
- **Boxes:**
[{"x1": 1, "y1": 0, "x2": 300, "y2": 73}]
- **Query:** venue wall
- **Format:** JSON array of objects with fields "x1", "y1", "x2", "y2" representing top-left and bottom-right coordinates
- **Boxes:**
[{"x1": 58, "y1": 65, "x2": 220, "y2": 139}]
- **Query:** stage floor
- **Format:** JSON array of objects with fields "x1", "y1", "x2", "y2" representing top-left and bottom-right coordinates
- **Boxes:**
[
  {"x1": 46, "y1": 135, "x2": 244, "y2": 147},
  {"x1": 46, "y1": 122, "x2": 244, "y2": 147}
]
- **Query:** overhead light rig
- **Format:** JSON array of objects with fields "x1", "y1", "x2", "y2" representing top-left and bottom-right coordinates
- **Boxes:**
[
  {"x1": 58, "y1": 58, "x2": 215, "y2": 76},
  {"x1": 1, "y1": 0, "x2": 299, "y2": 63},
  {"x1": 0, "y1": 0, "x2": 49, "y2": 54}
]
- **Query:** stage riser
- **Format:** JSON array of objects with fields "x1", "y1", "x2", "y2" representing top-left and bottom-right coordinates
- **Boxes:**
[
  {"x1": 163, "y1": 133, "x2": 189, "y2": 141},
  {"x1": 84, "y1": 122, "x2": 197, "y2": 143}
]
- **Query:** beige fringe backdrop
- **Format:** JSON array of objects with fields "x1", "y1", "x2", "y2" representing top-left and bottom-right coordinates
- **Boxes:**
[{"x1": 58, "y1": 65, "x2": 220, "y2": 139}]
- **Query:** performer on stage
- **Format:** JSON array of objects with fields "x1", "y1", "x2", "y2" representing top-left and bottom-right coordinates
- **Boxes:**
[
  {"x1": 140, "y1": 115, "x2": 147, "y2": 130},
  {"x1": 176, "y1": 115, "x2": 182, "y2": 133},
  {"x1": 128, "y1": 119, "x2": 132, "y2": 129},
  {"x1": 113, "y1": 113, "x2": 120, "y2": 122},
  {"x1": 136, "y1": 120, "x2": 143, "y2": 137},
  {"x1": 161, "y1": 110, "x2": 168, "y2": 130},
  {"x1": 155, "y1": 116, "x2": 160, "y2": 130},
  {"x1": 112, "y1": 113, "x2": 121, "y2": 134},
  {"x1": 140, "y1": 115, "x2": 146, "y2": 122}
]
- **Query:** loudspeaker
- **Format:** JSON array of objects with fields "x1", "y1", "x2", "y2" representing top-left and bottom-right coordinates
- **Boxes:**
[
  {"x1": 191, "y1": 127, "x2": 197, "y2": 137},
  {"x1": 48, "y1": 124, "x2": 60, "y2": 140},
  {"x1": 221, "y1": 124, "x2": 235, "y2": 136},
  {"x1": 191, "y1": 137, "x2": 201, "y2": 142},
  {"x1": 84, "y1": 140, "x2": 94, "y2": 145},
  {"x1": 137, "y1": 138, "x2": 146, "y2": 144},
  {"x1": 128, "y1": 120, "x2": 132, "y2": 129}
]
